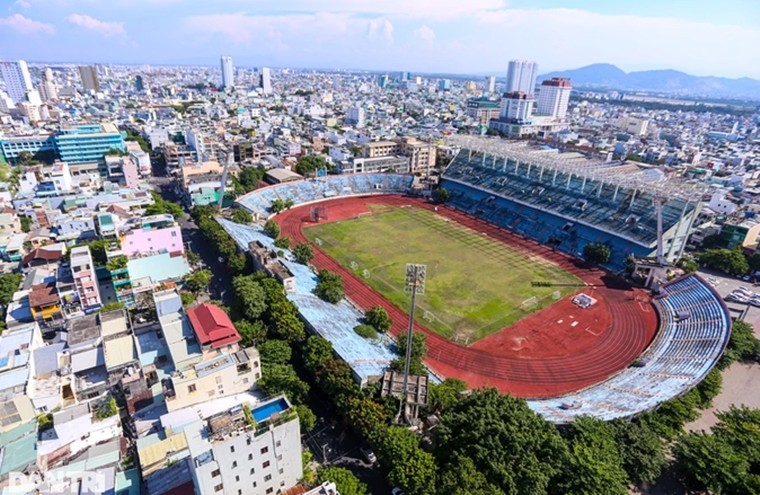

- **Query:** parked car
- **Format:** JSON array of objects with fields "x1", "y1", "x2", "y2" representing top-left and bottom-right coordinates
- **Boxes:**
[
  {"x1": 360, "y1": 446, "x2": 377, "y2": 464},
  {"x1": 749, "y1": 298, "x2": 760, "y2": 307},
  {"x1": 392, "y1": 489, "x2": 406, "y2": 495}
]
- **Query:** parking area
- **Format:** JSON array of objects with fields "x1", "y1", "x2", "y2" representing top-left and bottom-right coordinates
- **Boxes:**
[{"x1": 698, "y1": 269, "x2": 760, "y2": 338}]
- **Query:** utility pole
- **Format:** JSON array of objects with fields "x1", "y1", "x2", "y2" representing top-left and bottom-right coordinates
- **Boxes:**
[{"x1": 398, "y1": 263, "x2": 426, "y2": 424}]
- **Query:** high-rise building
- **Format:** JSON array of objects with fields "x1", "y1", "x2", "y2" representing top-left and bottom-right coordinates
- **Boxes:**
[
  {"x1": 78, "y1": 65, "x2": 100, "y2": 92},
  {"x1": 0, "y1": 60, "x2": 33, "y2": 103},
  {"x1": 536, "y1": 77, "x2": 572, "y2": 118},
  {"x1": 347, "y1": 106, "x2": 365, "y2": 128},
  {"x1": 135, "y1": 75, "x2": 145, "y2": 92},
  {"x1": 438, "y1": 79, "x2": 451, "y2": 91},
  {"x1": 486, "y1": 76, "x2": 496, "y2": 93},
  {"x1": 260, "y1": 67, "x2": 272, "y2": 94},
  {"x1": 220, "y1": 55, "x2": 234, "y2": 89},
  {"x1": 500, "y1": 91, "x2": 535, "y2": 123},
  {"x1": 38, "y1": 67, "x2": 57, "y2": 102},
  {"x1": 505, "y1": 60, "x2": 538, "y2": 95},
  {"x1": 378, "y1": 75, "x2": 389, "y2": 88}
]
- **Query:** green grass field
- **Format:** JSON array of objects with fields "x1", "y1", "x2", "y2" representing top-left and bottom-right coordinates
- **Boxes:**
[{"x1": 304, "y1": 205, "x2": 583, "y2": 343}]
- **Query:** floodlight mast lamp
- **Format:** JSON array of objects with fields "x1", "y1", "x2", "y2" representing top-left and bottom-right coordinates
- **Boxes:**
[{"x1": 399, "y1": 263, "x2": 426, "y2": 423}]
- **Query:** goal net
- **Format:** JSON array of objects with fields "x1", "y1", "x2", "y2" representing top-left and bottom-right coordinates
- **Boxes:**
[{"x1": 520, "y1": 296, "x2": 538, "y2": 311}]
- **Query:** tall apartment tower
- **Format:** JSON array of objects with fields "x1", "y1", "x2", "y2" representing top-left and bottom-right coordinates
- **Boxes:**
[
  {"x1": 135, "y1": 75, "x2": 145, "y2": 92},
  {"x1": 486, "y1": 76, "x2": 496, "y2": 93},
  {"x1": 505, "y1": 60, "x2": 538, "y2": 95},
  {"x1": 220, "y1": 56, "x2": 234, "y2": 90},
  {"x1": 536, "y1": 77, "x2": 572, "y2": 118},
  {"x1": 0, "y1": 60, "x2": 33, "y2": 103},
  {"x1": 78, "y1": 65, "x2": 100, "y2": 92},
  {"x1": 70, "y1": 245, "x2": 102, "y2": 312},
  {"x1": 500, "y1": 91, "x2": 535, "y2": 123},
  {"x1": 260, "y1": 67, "x2": 272, "y2": 95},
  {"x1": 38, "y1": 67, "x2": 57, "y2": 101}
]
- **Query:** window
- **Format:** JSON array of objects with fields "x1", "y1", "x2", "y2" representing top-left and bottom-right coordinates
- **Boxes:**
[
  {"x1": 214, "y1": 484, "x2": 223, "y2": 492},
  {"x1": 235, "y1": 476, "x2": 240, "y2": 482},
  {"x1": 230, "y1": 446, "x2": 235, "y2": 453},
  {"x1": 232, "y1": 461, "x2": 237, "y2": 469},
  {"x1": 260, "y1": 446, "x2": 269, "y2": 454},
  {"x1": 275, "y1": 440, "x2": 281, "y2": 447},
  {"x1": 188, "y1": 384, "x2": 197, "y2": 393},
  {"x1": 252, "y1": 482, "x2": 257, "y2": 488},
  {"x1": 264, "y1": 474, "x2": 272, "y2": 482},
  {"x1": 266, "y1": 489, "x2": 273, "y2": 494},
  {"x1": 211, "y1": 469, "x2": 220, "y2": 478},
  {"x1": 280, "y1": 480, "x2": 285, "y2": 486},
  {"x1": 277, "y1": 455, "x2": 282, "y2": 461},
  {"x1": 278, "y1": 468, "x2": 283, "y2": 474},
  {"x1": 248, "y1": 453, "x2": 253, "y2": 460},
  {"x1": 171, "y1": 231, "x2": 177, "y2": 237},
  {"x1": 238, "y1": 491, "x2": 242, "y2": 495},
  {"x1": 262, "y1": 461, "x2": 270, "y2": 469},
  {"x1": 215, "y1": 376, "x2": 223, "y2": 384},
  {"x1": 250, "y1": 468, "x2": 255, "y2": 475}
]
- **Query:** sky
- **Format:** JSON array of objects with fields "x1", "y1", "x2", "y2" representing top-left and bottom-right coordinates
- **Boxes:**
[{"x1": 2, "y1": 0, "x2": 760, "y2": 79}]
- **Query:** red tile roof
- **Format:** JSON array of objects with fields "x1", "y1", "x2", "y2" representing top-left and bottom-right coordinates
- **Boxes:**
[
  {"x1": 22, "y1": 248, "x2": 63, "y2": 267},
  {"x1": 186, "y1": 303, "x2": 240, "y2": 349},
  {"x1": 29, "y1": 282, "x2": 59, "y2": 308}
]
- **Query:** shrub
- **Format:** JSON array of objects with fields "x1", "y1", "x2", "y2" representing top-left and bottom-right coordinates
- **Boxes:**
[{"x1": 354, "y1": 324, "x2": 378, "y2": 339}]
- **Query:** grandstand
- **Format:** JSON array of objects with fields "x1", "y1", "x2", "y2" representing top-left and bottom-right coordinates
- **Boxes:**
[
  {"x1": 217, "y1": 218, "x2": 399, "y2": 386},
  {"x1": 237, "y1": 173, "x2": 414, "y2": 218},
  {"x1": 442, "y1": 137, "x2": 705, "y2": 270},
  {"x1": 528, "y1": 274, "x2": 730, "y2": 422}
]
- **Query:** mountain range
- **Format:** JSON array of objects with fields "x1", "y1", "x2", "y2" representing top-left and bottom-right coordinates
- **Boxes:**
[{"x1": 537, "y1": 63, "x2": 760, "y2": 100}]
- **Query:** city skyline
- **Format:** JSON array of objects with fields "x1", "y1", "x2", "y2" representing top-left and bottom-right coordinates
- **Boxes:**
[{"x1": 1, "y1": 0, "x2": 760, "y2": 79}]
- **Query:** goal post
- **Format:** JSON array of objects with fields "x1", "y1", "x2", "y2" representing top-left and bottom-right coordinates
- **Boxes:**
[{"x1": 520, "y1": 296, "x2": 538, "y2": 311}]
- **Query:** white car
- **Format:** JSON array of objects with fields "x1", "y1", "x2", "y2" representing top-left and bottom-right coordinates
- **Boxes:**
[
  {"x1": 750, "y1": 298, "x2": 760, "y2": 307},
  {"x1": 735, "y1": 286, "x2": 752, "y2": 294}
]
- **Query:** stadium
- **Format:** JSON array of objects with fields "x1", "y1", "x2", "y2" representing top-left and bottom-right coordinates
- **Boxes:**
[{"x1": 228, "y1": 139, "x2": 731, "y2": 423}]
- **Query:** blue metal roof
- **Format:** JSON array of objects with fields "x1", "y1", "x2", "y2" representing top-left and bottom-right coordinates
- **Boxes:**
[{"x1": 218, "y1": 218, "x2": 397, "y2": 382}]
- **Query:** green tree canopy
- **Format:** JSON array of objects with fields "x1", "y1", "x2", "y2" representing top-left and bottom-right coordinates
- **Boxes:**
[
  {"x1": 258, "y1": 339, "x2": 292, "y2": 366},
  {"x1": 435, "y1": 389, "x2": 568, "y2": 495},
  {"x1": 390, "y1": 331, "x2": 428, "y2": 376},
  {"x1": 268, "y1": 299, "x2": 306, "y2": 343},
  {"x1": 610, "y1": 419, "x2": 666, "y2": 485},
  {"x1": 303, "y1": 335, "x2": 334, "y2": 374},
  {"x1": 583, "y1": 242, "x2": 611, "y2": 264},
  {"x1": 184, "y1": 269, "x2": 212, "y2": 294},
  {"x1": 317, "y1": 467, "x2": 367, "y2": 495},
  {"x1": 555, "y1": 416, "x2": 628, "y2": 495},
  {"x1": 720, "y1": 320, "x2": 760, "y2": 367},
  {"x1": 438, "y1": 453, "x2": 504, "y2": 495},
  {"x1": 698, "y1": 247, "x2": 749, "y2": 276},
  {"x1": 432, "y1": 187, "x2": 451, "y2": 204},
  {"x1": 237, "y1": 166, "x2": 264, "y2": 192},
  {"x1": 365, "y1": 306, "x2": 392, "y2": 333},
  {"x1": 295, "y1": 154, "x2": 332, "y2": 176},
  {"x1": 427, "y1": 378, "x2": 467, "y2": 414},
  {"x1": 293, "y1": 404, "x2": 316, "y2": 432},
  {"x1": 145, "y1": 192, "x2": 184, "y2": 220},
  {"x1": 274, "y1": 236, "x2": 291, "y2": 249},
  {"x1": 263, "y1": 219, "x2": 280, "y2": 238},
  {"x1": 258, "y1": 363, "x2": 309, "y2": 405},
  {"x1": 314, "y1": 269, "x2": 344, "y2": 303},
  {"x1": 231, "y1": 208, "x2": 252, "y2": 225},
  {"x1": 234, "y1": 319, "x2": 267, "y2": 347},
  {"x1": 375, "y1": 426, "x2": 436, "y2": 495},
  {"x1": 232, "y1": 275, "x2": 267, "y2": 321},
  {"x1": 292, "y1": 242, "x2": 314, "y2": 264}
]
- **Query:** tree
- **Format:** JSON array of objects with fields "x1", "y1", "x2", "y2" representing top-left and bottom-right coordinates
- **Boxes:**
[
  {"x1": 640, "y1": 390, "x2": 701, "y2": 440},
  {"x1": 674, "y1": 407, "x2": 760, "y2": 494},
  {"x1": 232, "y1": 275, "x2": 267, "y2": 321},
  {"x1": 748, "y1": 252, "x2": 760, "y2": 273},
  {"x1": 611, "y1": 419, "x2": 666, "y2": 485},
  {"x1": 237, "y1": 166, "x2": 264, "y2": 192},
  {"x1": 294, "y1": 404, "x2": 316, "y2": 432},
  {"x1": 184, "y1": 269, "x2": 211, "y2": 294},
  {"x1": 292, "y1": 243, "x2": 314, "y2": 264},
  {"x1": 19, "y1": 216, "x2": 31, "y2": 233},
  {"x1": 231, "y1": 208, "x2": 252, "y2": 225},
  {"x1": 235, "y1": 319, "x2": 267, "y2": 347},
  {"x1": 98, "y1": 302, "x2": 125, "y2": 313},
  {"x1": 365, "y1": 306, "x2": 391, "y2": 333},
  {"x1": 583, "y1": 242, "x2": 611, "y2": 264},
  {"x1": 303, "y1": 335, "x2": 334, "y2": 374},
  {"x1": 720, "y1": 320, "x2": 760, "y2": 367},
  {"x1": 181, "y1": 292, "x2": 196, "y2": 308},
  {"x1": 695, "y1": 367, "x2": 723, "y2": 408},
  {"x1": 675, "y1": 257, "x2": 699, "y2": 273},
  {"x1": 263, "y1": 219, "x2": 280, "y2": 238},
  {"x1": 0, "y1": 273, "x2": 23, "y2": 307},
  {"x1": 438, "y1": 454, "x2": 503, "y2": 495},
  {"x1": 314, "y1": 269, "x2": 344, "y2": 303},
  {"x1": 376, "y1": 426, "x2": 436, "y2": 495},
  {"x1": 427, "y1": 378, "x2": 467, "y2": 414},
  {"x1": 317, "y1": 467, "x2": 367, "y2": 495},
  {"x1": 390, "y1": 331, "x2": 427, "y2": 376},
  {"x1": 316, "y1": 359, "x2": 360, "y2": 408},
  {"x1": 435, "y1": 389, "x2": 568, "y2": 494},
  {"x1": 274, "y1": 236, "x2": 291, "y2": 249},
  {"x1": 354, "y1": 324, "x2": 377, "y2": 339},
  {"x1": 345, "y1": 397, "x2": 389, "y2": 442},
  {"x1": 432, "y1": 187, "x2": 451, "y2": 204},
  {"x1": 95, "y1": 395, "x2": 119, "y2": 419},
  {"x1": 268, "y1": 300, "x2": 306, "y2": 343},
  {"x1": 295, "y1": 154, "x2": 332, "y2": 176},
  {"x1": 258, "y1": 339, "x2": 292, "y2": 366},
  {"x1": 258, "y1": 364, "x2": 310, "y2": 405},
  {"x1": 698, "y1": 247, "x2": 749, "y2": 276},
  {"x1": 270, "y1": 199, "x2": 288, "y2": 214},
  {"x1": 701, "y1": 234, "x2": 724, "y2": 249},
  {"x1": 145, "y1": 192, "x2": 184, "y2": 220},
  {"x1": 555, "y1": 416, "x2": 628, "y2": 495}
]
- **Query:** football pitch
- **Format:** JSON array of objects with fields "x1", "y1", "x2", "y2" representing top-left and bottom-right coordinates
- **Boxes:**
[{"x1": 303, "y1": 205, "x2": 583, "y2": 343}]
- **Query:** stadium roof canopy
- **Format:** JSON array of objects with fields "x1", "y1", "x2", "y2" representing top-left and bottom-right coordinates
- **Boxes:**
[{"x1": 447, "y1": 136, "x2": 705, "y2": 201}]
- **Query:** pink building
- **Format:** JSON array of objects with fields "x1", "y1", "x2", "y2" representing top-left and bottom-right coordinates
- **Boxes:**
[{"x1": 120, "y1": 226, "x2": 184, "y2": 257}]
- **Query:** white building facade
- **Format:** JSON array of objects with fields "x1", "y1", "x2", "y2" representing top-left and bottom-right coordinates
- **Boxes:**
[
  {"x1": 0, "y1": 60, "x2": 33, "y2": 103},
  {"x1": 536, "y1": 77, "x2": 572, "y2": 118},
  {"x1": 505, "y1": 60, "x2": 538, "y2": 95}
]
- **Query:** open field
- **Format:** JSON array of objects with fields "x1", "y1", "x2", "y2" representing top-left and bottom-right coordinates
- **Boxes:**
[{"x1": 304, "y1": 205, "x2": 582, "y2": 343}]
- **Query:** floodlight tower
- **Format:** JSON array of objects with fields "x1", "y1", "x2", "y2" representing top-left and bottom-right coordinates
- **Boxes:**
[
  {"x1": 217, "y1": 149, "x2": 233, "y2": 209},
  {"x1": 399, "y1": 263, "x2": 426, "y2": 424}
]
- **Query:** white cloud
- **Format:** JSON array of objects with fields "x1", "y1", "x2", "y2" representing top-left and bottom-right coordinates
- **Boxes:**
[
  {"x1": 14, "y1": 0, "x2": 32, "y2": 9},
  {"x1": 66, "y1": 13, "x2": 126, "y2": 38},
  {"x1": 0, "y1": 13, "x2": 54, "y2": 34},
  {"x1": 414, "y1": 25, "x2": 435, "y2": 44}
]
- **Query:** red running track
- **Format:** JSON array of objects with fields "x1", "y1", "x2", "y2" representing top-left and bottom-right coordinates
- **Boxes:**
[{"x1": 277, "y1": 195, "x2": 658, "y2": 398}]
